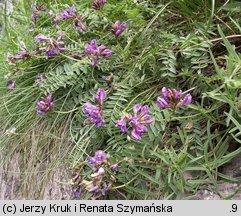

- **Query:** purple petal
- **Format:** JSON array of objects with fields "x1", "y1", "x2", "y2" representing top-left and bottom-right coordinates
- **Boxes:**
[
  {"x1": 87, "y1": 156, "x2": 97, "y2": 166},
  {"x1": 140, "y1": 105, "x2": 149, "y2": 116},
  {"x1": 95, "y1": 88, "x2": 107, "y2": 105},
  {"x1": 183, "y1": 93, "x2": 192, "y2": 106},
  {"x1": 6, "y1": 80, "x2": 16, "y2": 89},
  {"x1": 103, "y1": 182, "x2": 108, "y2": 195},
  {"x1": 57, "y1": 34, "x2": 65, "y2": 40},
  {"x1": 37, "y1": 110, "x2": 46, "y2": 115},
  {"x1": 131, "y1": 129, "x2": 142, "y2": 140},
  {"x1": 173, "y1": 89, "x2": 182, "y2": 99},
  {"x1": 134, "y1": 124, "x2": 148, "y2": 133},
  {"x1": 47, "y1": 49, "x2": 58, "y2": 57},
  {"x1": 161, "y1": 87, "x2": 171, "y2": 99},
  {"x1": 90, "y1": 39, "x2": 97, "y2": 48},
  {"x1": 46, "y1": 95, "x2": 53, "y2": 103},
  {"x1": 116, "y1": 116, "x2": 129, "y2": 133},
  {"x1": 133, "y1": 104, "x2": 142, "y2": 116},
  {"x1": 36, "y1": 74, "x2": 46, "y2": 81},
  {"x1": 157, "y1": 97, "x2": 169, "y2": 108},
  {"x1": 111, "y1": 164, "x2": 120, "y2": 171},
  {"x1": 36, "y1": 101, "x2": 46, "y2": 109},
  {"x1": 95, "y1": 150, "x2": 107, "y2": 163},
  {"x1": 91, "y1": 58, "x2": 99, "y2": 66},
  {"x1": 121, "y1": 22, "x2": 127, "y2": 31}
]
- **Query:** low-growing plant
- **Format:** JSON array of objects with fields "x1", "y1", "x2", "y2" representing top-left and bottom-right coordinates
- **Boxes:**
[{"x1": 0, "y1": 0, "x2": 241, "y2": 199}]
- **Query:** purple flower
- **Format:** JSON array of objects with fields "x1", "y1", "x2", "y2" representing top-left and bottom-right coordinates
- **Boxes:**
[
  {"x1": 95, "y1": 150, "x2": 107, "y2": 163},
  {"x1": 157, "y1": 97, "x2": 168, "y2": 108},
  {"x1": 112, "y1": 20, "x2": 127, "y2": 37},
  {"x1": 31, "y1": 13, "x2": 39, "y2": 23},
  {"x1": 35, "y1": 34, "x2": 66, "y2": 57},
  {"x1": 61, "y1": 5, "x2": 87, "y2": 31},
  {"x1": 61, "y1": 5, "x2": 76, "y2": 19},
  {"x1": 116, "y1": 115, "x2": 129, "y2": 133},
  {"x1": 85, "y1": 39, "x2": 112, "y2": 66},
  {"x1": 111, "y1": 164, "x2": 120, "y2": 171},
  {"x1": 35, "y1": 34, "x2": 51, "y2": 43},
  {"x1": 87, "y1": 156, "x2": 97, "y2": 166},
  {"x1": 90, "y1": 186, "x2": 99, "y2": 196},
  {"x1": 162, "y1": 87, "x2": 171, "y2": 99},
  {"x1": 131, "y1": 123, "x2": 148, "y2": 141},
  {"x1": 6, "y1": 80, "x2": 16, "y2": 89},
  {"x1": 83, "y1": 102, "x2": 105, "y2": 127},
  {"x1": 83, "y1": 88, "x2": 107, "y2": 127},
  {"x1": 85, "y1": 39, "x2": 97, "y2": 55},
  {"x1": 87, "y1": 150, "x2": 107, "y2": 167},
  {"x1": 36, "y1": 74, "x2": 46, "y2": 81},
  {"x1": 8, "y1": 50, "x2": 31, "y2": 64},
  {"x1": 57, "y1": 34, "x2": 65, "y2": 40},
  {"x1": 116, "y1": 104, "x2": 153, "y2": 141},
  {"x1": 131, "y1": 129, "x2": 142, "y2": 140},
  {"x1": 53, "y1": 17, "x2": 61, "y2": 23},
  {"x1": 46, "y1": 49, "x2": 58, "y2": 57},
  {"x1": 158, "y1": 87, "x2": 192, "y2": 109},
  {"x1": 103, "y1": 182, "x2": 108, "y2": 195},
  {"x1": 131, "y1": 105, "x2": 153, "y2": 125},
  {"x1": 36, "y1": 95, "x2": 55, "y2": 115},
  {"x1": 72, "y1": 187, "x2": 82, "y2": 198},
  {"x1": 74, "y1": 15, "x2": 87, "y2": 32},
  {"x1": 92, "y1": 0, "x2": 107, "y2": 10},
  {"x1": 182, "y1": 93, "x2": 192, "y2": 106},
  {"x1": 98, "y1": 45, "x2": 112, "y2": 59},
  {"x1": 95, "y1": 88, "x2": 107, "y2": 106},
  {"x1": 31, "y1": 4, "x2": 47, "y2": 23},
  {"x1": 32, "y1": 4, "x2": 47, "y2": 12}
]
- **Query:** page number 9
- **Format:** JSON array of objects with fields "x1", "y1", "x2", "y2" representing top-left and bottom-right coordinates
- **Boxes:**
[{"x1": 231, "y1": 204, "x2": 237, "y2": 212}]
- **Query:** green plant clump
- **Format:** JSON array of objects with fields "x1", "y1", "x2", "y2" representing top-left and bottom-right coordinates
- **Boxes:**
[{"x1": 0, "y1": 0, "x2": 241, "y2": 199}]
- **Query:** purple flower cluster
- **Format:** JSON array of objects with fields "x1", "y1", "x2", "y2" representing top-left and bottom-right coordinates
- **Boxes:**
[
  {"x1": 83, "y1": 150, "x2": 108, "y2": 197},
  {"x1": 83, "y1": 88, "x2": 107, "y2": 127},
  {"x1": 8, "y1": 49, "x2": 31, "y2": 64},
  {"x1": 6, "y1": 80, "x2": 16, "y2": 89},
  {"x1": 112, "y1": 20, "x2": 127, "y2": 37},
  {"x1": 36, "y1": 95, "x2": 55, "y2": 115},
  {"x1": 31, "y1": 4, "x2": 47, "y2": 23},
  {"x1": 87, "y1": 150, "x2": 107, "y2": 166},
  {"x1": 85, "y1": 39, "x2": 112, "y2": 66},
  {"x1": 35, "y1": 34, "x2": 66, "y2": 57},
  {"x1": 60, "y1": 5, "x2": 87, "y2": 31},
  {"x1": 157, "y1": 87, "x2": 192, "y2": 109},
  {"x1": 92, "y1": 0, "x2": 107, "y2": 10},
  {"x1": 78, "y1": 150, "x2": 120, "y2": 198},
  {"x1": 116, "y1": 104, "x2": 153, "y2": 140}
]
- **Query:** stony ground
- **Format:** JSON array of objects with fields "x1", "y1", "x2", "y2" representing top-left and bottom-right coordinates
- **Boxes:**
[{"x1": 0, "y1": 153, "x2": 71, "y2": 200}]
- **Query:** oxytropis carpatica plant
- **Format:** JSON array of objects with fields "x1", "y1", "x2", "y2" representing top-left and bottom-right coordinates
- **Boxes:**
[
  {"x1": 83, "y1": 88, "x2": 107, "y2": 127},
  {"x1": 116, "y1": 104, "x2": 153, "y2": 140}
]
